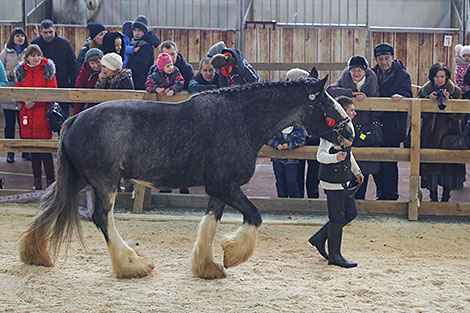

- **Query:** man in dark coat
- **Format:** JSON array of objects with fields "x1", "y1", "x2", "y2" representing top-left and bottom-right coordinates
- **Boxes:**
[
  {"x1": 188, "y1": 57, "x2": 220, "y2": 93},
  {"x1": 31, "y1": 19, "x2": 78, "y2": 117},
  {"x1": 371, "y1": 43, "x2": 412, "y2": 200},
  {"x1": 160, "y1": 40, "x2": 194, "y2": 90}
]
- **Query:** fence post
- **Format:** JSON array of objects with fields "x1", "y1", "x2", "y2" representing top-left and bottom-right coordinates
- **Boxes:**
[
  {"x1": 133, "y1": 184, "x2": 152, "y2": 214},
  {"x1": 408, "y1": 99, "x2": 421, "y2": 220}
]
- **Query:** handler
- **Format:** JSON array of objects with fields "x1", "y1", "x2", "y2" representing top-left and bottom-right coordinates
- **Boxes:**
[{"x1": 309, "y1": 96, "x2": 364, "y2": 268}]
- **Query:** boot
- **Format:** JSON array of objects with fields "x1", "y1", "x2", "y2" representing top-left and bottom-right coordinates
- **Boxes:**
[
  {"x1": 32, "y1": 176, "x2": 42, "y2": 190},
  {"x1": 6, "y1": 152, "x2": 14, "y2": 163},
  {"x1": 429, "y1": 189, "x2": 438, "y2": 202},
  {"x1": 43, "y1": 154, "x2": 55, "y2": 187},
  {"x1": 308, "y1": 221, "x2": 329, "y2": 260},
  {"x1": 327, "y1": 223, "x2": 357, "y2": 268},
  {"x1": 31, "y1": 154, "x2": 42, "y2": 190},
  {"x1": 441, "y1": 188, "x2": 451, "y2": 202}
]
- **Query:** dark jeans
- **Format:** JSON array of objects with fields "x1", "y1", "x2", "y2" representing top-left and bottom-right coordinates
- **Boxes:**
[
  {"x1": 297, "y1": 159, "x2": 320, "y2": 198},
  {"x1": 324, "y1": 189, "x2": 358, "y2": 225},
  {"x1": 273, "y1": 161, "x2": 301, "y2": 198},
  {"x1": 3, "y1": 109, "x2": 20, "y2": 139},
  {"x1": 373, "y1": 162, "x2": 399, "y2": 200}
]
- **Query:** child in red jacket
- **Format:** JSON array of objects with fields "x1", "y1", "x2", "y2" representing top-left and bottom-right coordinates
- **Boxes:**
[
  {"x1": 74, "y1": 48, "x2": 103, "y2": 114},
  {"x1": 14, "y1": 44, "x2": 57, "y2": 190}
]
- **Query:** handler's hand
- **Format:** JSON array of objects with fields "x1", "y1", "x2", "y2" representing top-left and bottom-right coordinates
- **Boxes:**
[
  {"x1": 391, "y1": 94, "x2": 403, "y2": 102},
  {"x1": 356, "y1": 173, "x2": 364, "y2": 184},
  {"x1": 337, "y1": 151, "x2": 347, "y2": 161}
]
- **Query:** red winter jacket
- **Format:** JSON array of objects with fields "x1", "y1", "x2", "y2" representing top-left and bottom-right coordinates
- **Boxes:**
[
  {"x1": 74, "y1": 61, "x2": 100, "y2": 114},
  {"x1": 15, "y1": 57, "x2": 57, "y2": 139}
]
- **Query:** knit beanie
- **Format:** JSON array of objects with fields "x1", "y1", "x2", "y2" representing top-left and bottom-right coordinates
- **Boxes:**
[
  {"x1": 87, "y1": 22, "x2": 106, "y2": 40},
  {"x1": 207, "y1": 41, "x2": 226, "y2": 58},
  {"x1": 157, "y1": 53, "x2": 172, "y2": 71},
  {"x1": 85, "y1": 48, "x2": 103, "y2": 63},
  {"x1": 374, "y1": 43, "x2": 394, "y2": 57},
  {"x1": 132, "y1": 15, "x2": 149, "y2": 33},
  {"x1": 348, "y1": 56, "x2": 369, "y2": 71},
  {"x1": 101, "y1": 52, "x2": 123, "y2": 71}
]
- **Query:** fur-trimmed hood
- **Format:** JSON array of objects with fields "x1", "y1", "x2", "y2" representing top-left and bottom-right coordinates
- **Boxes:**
[{"x1": 15, "y1": 57, "x2": 56, "y2": 83}]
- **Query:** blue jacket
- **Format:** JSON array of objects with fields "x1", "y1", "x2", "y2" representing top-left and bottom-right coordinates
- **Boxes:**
[
  {"x1": 0, "y1": 61, "x2": 8, "y2": 87},
  {"x1": 122, "y1": 34, "x2": 134, "y2": 68},
  {"x1": 372, "y1": 59, "x2": 412, "y2": 146},
  {"x1": 267, "y1": 126, "x2": 306, "y2": 164}
]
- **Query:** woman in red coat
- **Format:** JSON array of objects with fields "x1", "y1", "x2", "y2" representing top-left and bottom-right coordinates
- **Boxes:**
[{"x1": 15, "y1": 44, "x2": 58, "y2": 190}]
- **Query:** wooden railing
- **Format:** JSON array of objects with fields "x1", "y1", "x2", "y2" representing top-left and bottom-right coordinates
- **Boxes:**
[{"x1": 0, "y1": 87, "x2": 469, "y2": 220}]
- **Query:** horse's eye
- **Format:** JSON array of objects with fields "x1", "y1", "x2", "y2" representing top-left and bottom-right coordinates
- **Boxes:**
[{"x1": 325, "y1": 117, "x2": 335, "y2": 127}]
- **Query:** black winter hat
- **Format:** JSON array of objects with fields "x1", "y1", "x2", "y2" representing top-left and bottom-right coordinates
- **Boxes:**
[
  {"x1": 374, "y1": 43, "x2": 394, "y2": 57},
  {"x1": 348, "y1": 56, "x2": 369, "y2": 71},
  {"x1": 132, "y1": 15, "x2": 149, "y2": 33},
  {"x1": 87, "y1": 22, "x2": 106, "y2": 40}
]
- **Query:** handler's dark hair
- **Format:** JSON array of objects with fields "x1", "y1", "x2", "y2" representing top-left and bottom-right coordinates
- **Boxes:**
[
  {"x1": 6, "y1": 28, "x2": 28, "y2": 50},
  {"x1": 335, "y1": 96, "x2": 354, "y2": 110},
  {"x1": 428, "y1": 62, "x2": 451, "y2": 82},
  {"x1": 210, "y1": 53, "x2": 237, "y2": 70}
]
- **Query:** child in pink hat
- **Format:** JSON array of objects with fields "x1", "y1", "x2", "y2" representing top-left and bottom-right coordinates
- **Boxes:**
[{"x1": 145, "y1": 52, "x2": 184, "y2": 96}]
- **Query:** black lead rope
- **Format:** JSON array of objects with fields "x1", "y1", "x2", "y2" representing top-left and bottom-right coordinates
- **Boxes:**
[{"x1": 340, "y1": 145, "x2": 363, "y2": 199}]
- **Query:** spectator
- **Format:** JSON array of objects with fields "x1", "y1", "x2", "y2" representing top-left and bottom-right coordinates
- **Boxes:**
[
  {"x1": 101, "y1": 31, "x2": 125, "y2": 60},
  {"x1": 209, "y1": 41, "x2": 260, "y2": 87},
  {"x1": 159, "y1": 40, "x2": 194, "y2": 90},
  {"x1": 267, "y1": 126, "x2": 306, "y2": 198},
  {"x1": 74, "y1": 48, "x2": 103, "y2": 114},
  {"x1": 127, "y1": 15, "x2": 159, "y2": 90},
  {"x1": 285, "y1": 67, "x2": 320, "y2": 198},
  {"x1": 418, "y1": 63, "x2": 465, "y2": 202},
  {"x1": 188, "y1": 57, "x2": 220, "y2": 93},
  {"x1": 0, "y1": 27, "x2": 29, "y2": 163},
  {"x1": 95, "y1": 53, "x2": 134, "y2": 90},
  {"x1": 31, "y1": 19, "x2": 78, "y2": 118},
  {"x1": 309, "y1": 96, "x2": 363, "y2": 268},
  {"x1": 77, "y1": 22, "x2": 107, "y2": 69},
  {"x1": 454, "y1": 44, "x2": 470, "y2": 99},
  {"x1": 121, "y1": 21, "x2": 134, "y2": 68},
  {"x1": 371, "y1": 43, "x2": 412, "y2": 200},
  {"x1": 145, "y1": 52, "x2": 184, "y2": 96},
  {"x1": 327, "y1": 56, "x2": 381, "y2": 199},
  {"x1": 14, "y1": 44, "x2": 57, "y2": 190}
]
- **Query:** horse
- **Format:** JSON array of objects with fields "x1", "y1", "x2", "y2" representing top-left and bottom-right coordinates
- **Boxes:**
[
  {"x1": 19, "y1": 76, "x2": 354, "y2": 279},
  {"x1": 53, "y1": 0, "x2": 102, "y2": 25}
]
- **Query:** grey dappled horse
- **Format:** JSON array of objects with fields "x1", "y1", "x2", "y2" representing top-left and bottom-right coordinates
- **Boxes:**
[{"x1": 19, "y1": 77, "x2": 354, "y2": 279}]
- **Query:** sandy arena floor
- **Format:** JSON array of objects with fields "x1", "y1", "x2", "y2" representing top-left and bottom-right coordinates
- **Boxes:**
[{"x1": 0, "y1": 205, "x2": 469, "y2": 313}]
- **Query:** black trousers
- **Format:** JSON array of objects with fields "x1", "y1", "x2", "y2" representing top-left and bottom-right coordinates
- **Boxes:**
[
  {"x1": 373, "y1": 162, "x2": 399, "y2": 200},
  {"x1": 324, "y1": 189, "x2": 358, "y2": 225},
  {"x1": 3, "y1": 109, "x2": 20, "y2": 139},
  {"x1": 297, "y1": 159, "x2": 320, "y2": 198}
]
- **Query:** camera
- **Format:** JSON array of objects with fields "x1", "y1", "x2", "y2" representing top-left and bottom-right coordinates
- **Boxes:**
[{"x1": 436, "y1": 89, "x2": 446, "y2": 110}]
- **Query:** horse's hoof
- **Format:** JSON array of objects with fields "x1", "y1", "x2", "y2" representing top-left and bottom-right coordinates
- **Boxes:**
[
  {"x1": 222, "y1": 224, "x2": 257, "y2": 268},
  {"x1": 20, "y1": 252, "x2": 54, "y2": 267},
  {"x1": 192, "y1": 260, "x2": 226, "y2": 279},
  {"x1": 113, "y1": 250, "x2": 155, "y2": 279}
]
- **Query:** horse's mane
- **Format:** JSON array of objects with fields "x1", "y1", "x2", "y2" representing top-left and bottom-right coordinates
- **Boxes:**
[{"x1": 189, "y1": 78, "x2": 316, "y2": 100}]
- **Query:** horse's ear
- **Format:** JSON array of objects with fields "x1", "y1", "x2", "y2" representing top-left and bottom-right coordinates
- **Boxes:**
[
  {"x1": 308, "y1": 67, "x2": 318, "y2": 79},
  {"x1": 318, "y1": 75, "x2": 328, "y2": 90}
]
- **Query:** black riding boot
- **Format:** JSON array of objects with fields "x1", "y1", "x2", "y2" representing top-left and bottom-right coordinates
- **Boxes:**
[
  {"x1": 308, "y1": 221, "x2": 329, "y2": 260},
  {"x1": 429, "y1": 189, "x2": 438, "y2": 202},
  {"x1": 327, "y1": 223, "x2": 357, "y2": 268},
  {"x1": 441, "y1": 188, "x2": 451, "y2": 202}
]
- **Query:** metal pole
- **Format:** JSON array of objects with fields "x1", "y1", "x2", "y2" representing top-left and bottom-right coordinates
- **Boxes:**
[
  {"x1": 463, "y1": 0, "x2": 468, "y2": 44},
  {"x1": 365, "y1": 0, "x2": 371, "y2": 62},
  {"x1": 21, "y1": 0, "x2": 26, "y2": 28},
  {"x1": 236, "y1": 0, "x2": 244, "y2": 51}
]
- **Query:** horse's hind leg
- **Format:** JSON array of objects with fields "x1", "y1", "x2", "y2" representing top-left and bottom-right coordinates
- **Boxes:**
[
  {"x1": 212, "y1": 186, "x2": 262, "y2": 269},
  {"x1": 92, "y1": 187, "x2": 154, "y2": 278},
  {"x1": 191, "y1": 197, "x2": 226, "y2": 279}
]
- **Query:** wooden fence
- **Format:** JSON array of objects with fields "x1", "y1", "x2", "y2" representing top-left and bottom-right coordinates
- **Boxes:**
[
  {"x1": 0, "y1": 87, "x2": 469, "y2": 220},
  {"x1": 0, "y1": 25, "x2": 459, "y2": 86}
]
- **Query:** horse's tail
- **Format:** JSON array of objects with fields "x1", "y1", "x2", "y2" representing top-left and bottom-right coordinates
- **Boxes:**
[{"x1": 19, "y1": 116, "x2": 86, "y2": 265}]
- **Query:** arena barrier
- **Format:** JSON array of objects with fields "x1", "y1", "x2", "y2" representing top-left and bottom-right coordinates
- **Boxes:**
[{"x1": 0, "y1": 87, "x2": 469, "y2": 220}]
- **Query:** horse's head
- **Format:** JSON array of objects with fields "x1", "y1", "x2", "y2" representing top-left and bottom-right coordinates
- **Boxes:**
[
  {"x1": 84, "y1": 0, "x2": 98, "y2": 10},
  {"x1": 301, "y1": 76, "x2": 355, "y2": 147}
]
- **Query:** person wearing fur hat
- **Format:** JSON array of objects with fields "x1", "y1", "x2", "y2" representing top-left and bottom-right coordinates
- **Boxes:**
[
  {"x1": 159, "y1": 41, "x2": 194, "y2": 90},
  {"x1": 127, "y1": 15, "x2": 160, "y2": 90},
  {"x1": 210, "y1": 46, "x2": 259, "y2": 87},
  {"x1": 418, "y1": 63, "x2": 465, "y2": 202},
  {"x1": 0, "y1": 27, "x2": 29, "y2": 163},
  {"x1": 327, "y1": 56, "x2": 381, "y2": 200},
  {"x1": 371, "y1": 43, "x2": 412, "y2": 201},
  {"x1": 14, "y1": 44, "x2": 57, "y2": 190},
  {"x1": 454, "y1": 44, "x2": 470, "y2": 98},
  {"x1": 74, "y1": 48, "x2": 103, "y2": 114},
  {"x1": 145, "y1": 52, "x2": 184, "y2": 96},
  {"x1": 77, "y1": 22, "x2": 107, "y2": 71},
  {"x1": 96, "y1": 52, "x2": 134, "y2": 90}
]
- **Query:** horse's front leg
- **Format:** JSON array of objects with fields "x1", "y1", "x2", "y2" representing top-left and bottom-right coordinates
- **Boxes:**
[
  {"x1": 218, "y1": 187, "x2": 262, "y2": 268},
  {"x1": 191, "y1": 197, "x2": 226, "y2": 279},
  {"x1": 93, "y1": 189, "x2": 154, "y2": 278}
]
